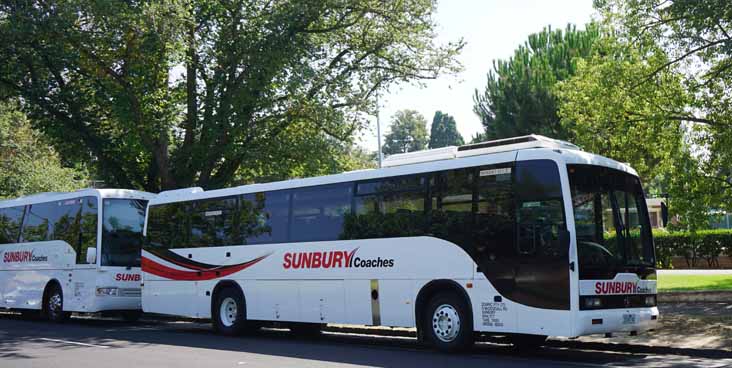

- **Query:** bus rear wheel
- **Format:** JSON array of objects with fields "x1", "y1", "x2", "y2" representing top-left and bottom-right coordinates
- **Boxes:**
[
  {"x1": 44, "y1": 284, "x2": 69, "y2": 323},
  {"x1": 213, "y1": 287, "x2": 247, "y2": 336},
  {"x1": 422, "y1": 291, "x2": 473, "y2": 352}
]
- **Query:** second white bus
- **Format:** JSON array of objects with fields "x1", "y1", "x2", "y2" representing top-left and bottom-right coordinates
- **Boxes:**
[
  {"x1": 142, "y1": 135, "x2": 659, "y2": 351},
  {"x1": 0, "y1": 189, "x2": 154, "y2": 321}
]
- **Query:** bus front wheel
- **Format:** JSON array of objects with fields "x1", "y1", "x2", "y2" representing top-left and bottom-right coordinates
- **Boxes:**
[
  {"x1": 44, "y1": 284, "x2": 69, "y2": 323},
  {"x1": 212, "y1": 287, "x2": 247, "y2": 336},
  {"x1": 422, "y1": 291, "x2": 473, "y2": 352}
]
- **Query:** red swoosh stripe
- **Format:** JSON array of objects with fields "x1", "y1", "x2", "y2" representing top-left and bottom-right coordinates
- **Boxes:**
[{"x1": 142, "y1": 254, "x2": 269, "y2": 281}]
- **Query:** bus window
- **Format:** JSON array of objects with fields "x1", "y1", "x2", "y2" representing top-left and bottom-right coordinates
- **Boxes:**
[
  {"x1": 102, "y1": 199, "x2": 147, "y2": 266},
  {"x1": 515, "y1": 160, "x2": 566, "y2": 258},
  {"x1": 0, "y1": 206, "x2": 25, "y2": 244},
  {"x1": 79, "y1": 197, "x2": 98, "y2": 264},
  {"x1": 242, "y1": 191, "x2": 290, "y2": 245},
  {"x1": 189, "y1": 197, "x2": 238, "y2": 248},
  {"x1": 290, "y1": 184, "x2": 352, "y2": 242},
  {"x1": 146, "y1": 202, "x2": 189, "y2": 249},
  {"x1": 21, "y1": 199, "x2": 82, "y2": 246},
  {"x1": 475, "y1": 164, "x2": 515, "y2": 260}
]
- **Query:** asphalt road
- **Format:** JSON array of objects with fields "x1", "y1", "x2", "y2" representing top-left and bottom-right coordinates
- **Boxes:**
[{"x1": 0, "y1": 314, "x2": 730, "y2": 368}]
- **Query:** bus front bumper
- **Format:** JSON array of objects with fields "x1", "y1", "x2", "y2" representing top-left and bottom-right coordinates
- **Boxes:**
[{"x1": 575, "y1": 306, "x2": 659, "y2": 336}]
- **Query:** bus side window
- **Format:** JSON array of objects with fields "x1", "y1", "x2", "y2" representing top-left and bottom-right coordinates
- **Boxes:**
[
  {"x1": 290, "y1": 184, "x2": 352, "y2": 243},
  {"x1": 189, "y1": 196, "x2": 238, "y2": 248},
  {"x1": 0, "y1": 206, "x2": 25, "y2": 244},
  {"x1": 243, "y1": 191, "x2": 290, "y2": 245},
  {"x1": 475, "y1": 165, "x2": 515, "y2": 260},
  {"x1": 515, "y1": 160, "x2": 566, "y2": 259},
  {"x1": 78, "y1": 197, "x2": 98, "y2": 264},
  {"x1": 147, "y1": 202, "x2": 189, "y2": 249},
  {"x1": 21, "y1": 203, "x2": 51, "y2": 242}
]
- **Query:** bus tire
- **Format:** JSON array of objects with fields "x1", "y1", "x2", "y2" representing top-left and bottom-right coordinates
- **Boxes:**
[
  {"x1": 289, "y1": 322, "x2": 324, "y2": 337},
  {"x1": 212, "y1": 287, "x2": 247, "y2": 336},
  {"x1": 422, "y1": 291, "x2": 473, "y2": 352},
  {"x1": 509, "y1": 334, "x2": 547, "y2": 350},
  {"x1": 44, "y1": 283, "x2": 70, "y2": 323}
]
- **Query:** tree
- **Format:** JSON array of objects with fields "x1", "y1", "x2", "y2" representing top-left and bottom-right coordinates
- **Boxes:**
[
  {"x1": 575, "y1": 0, "x2": 732, "y2": 229},
  {"x1": 382, "y1": 109, "x2": 429, "y2": 155},
  {"x1": 473, "y1": 24, "x2": 600, "y2": 140},
  {"x1": 0, "y1": 101, "x2": 87, "y2": 199},
  {"x1": 428, "y1": 111, "x2": 463, "y2": 148},
  {"x1": 0, "y1": 0, "x2": 463, "y2": 191}
]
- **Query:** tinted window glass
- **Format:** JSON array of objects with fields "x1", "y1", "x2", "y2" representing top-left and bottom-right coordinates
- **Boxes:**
[
  {"x1": 79, "y1": 197, "x2": 98, "y2": 264},
  {"x1": 475, "y1": 165, "x2": 515, "y2": 260},
  {"x1": 22, "y1": 199, "x2": 82, "y2": 245},
  {"x1": 291, "y1": 184, "x2": 352, "y2": 242},
  {"x1": 0, "y1": 206, "x2": 25, "y2": 244},
  {"x1": 146, "y1": 202, "x2": 189, "y2": 249},
  {"x1": 189, "y1": 197, "x2": 239, "y2": 247},
  {"x1": 243, "y1": 191, "x2": 290, "y2": 245},
  {"x1": 102, "y1": 199, "x2": 147, "y2": 267},
  {"x1": 357, "y1": 176, "x2": 424, "y2": 195},
  {"x1": 429, "y1": 169, "x2": 474, "y2": 253}
]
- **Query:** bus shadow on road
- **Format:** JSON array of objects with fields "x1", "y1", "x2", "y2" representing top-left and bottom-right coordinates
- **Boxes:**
[{"x1": 0, "y1": 314, "x2": 730, "y2": 366}]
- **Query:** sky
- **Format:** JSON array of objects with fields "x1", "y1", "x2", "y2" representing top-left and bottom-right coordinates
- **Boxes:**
[{"x1": 358, "y1": 0, "x2": 597, "y2": 151}]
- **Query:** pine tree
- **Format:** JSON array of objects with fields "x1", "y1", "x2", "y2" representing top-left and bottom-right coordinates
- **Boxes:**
[{"x1": 428, "y1": 111, "x2": 464, "y2": 149}]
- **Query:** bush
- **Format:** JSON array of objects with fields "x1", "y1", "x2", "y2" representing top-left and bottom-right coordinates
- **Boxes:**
[{"x1": 653, "y1": 229, "x2": 732, "y2": 268}]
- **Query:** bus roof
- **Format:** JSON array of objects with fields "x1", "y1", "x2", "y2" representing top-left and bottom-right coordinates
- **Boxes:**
[
  {"x1": 151, "y1": 135, "x2": 638, "y2": 206},
  {"x1": 0, "y1": 188, "x2": 154, "y2": 209}
]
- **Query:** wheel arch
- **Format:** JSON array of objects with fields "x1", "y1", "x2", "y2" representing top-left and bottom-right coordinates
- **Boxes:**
[
  {"x1": 414, "y1": 279, "x2": 473, "y2": 340},
  {"x1": 210, "y1": 280, "x2": 245, "y2": 319},
  {"x1": 42, "y1": 279, "x2": 64, "y2": 313}
]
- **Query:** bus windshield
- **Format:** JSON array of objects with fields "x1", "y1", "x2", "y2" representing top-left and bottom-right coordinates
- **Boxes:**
[
  {"x1": 568, "y1": 165, "x2": 655, "y2": 277},
  {"x1": 102, "y1": 199, "x2": 148, "y2": 267}
]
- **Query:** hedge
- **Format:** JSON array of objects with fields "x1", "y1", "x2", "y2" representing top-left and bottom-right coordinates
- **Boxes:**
[{"x1": 653, "y1": 229, "x2": 732, "y2": 268}]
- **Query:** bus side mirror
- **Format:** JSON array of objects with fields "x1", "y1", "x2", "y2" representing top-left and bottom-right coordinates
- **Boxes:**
[
  {"x1": 661, "y1": 202, "x2": 669, "y2": 227},
  {"x1": 86, "y1": 247, "x2": 97, "y2": 264}
]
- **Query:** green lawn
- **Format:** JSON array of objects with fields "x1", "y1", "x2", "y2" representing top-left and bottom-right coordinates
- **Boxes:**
[{"x1": 657, "y1": 274, "x2": 732, "y2": 292}]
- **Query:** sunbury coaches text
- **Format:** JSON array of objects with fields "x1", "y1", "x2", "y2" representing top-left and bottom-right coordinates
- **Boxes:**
[{"x1": 283, "y1": 248, "x2": 395, "y2": 270}]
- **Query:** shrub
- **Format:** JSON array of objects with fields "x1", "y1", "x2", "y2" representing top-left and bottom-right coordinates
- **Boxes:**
[{"x1": 652, "y1": 229, "x2": 732, "y2": 268}]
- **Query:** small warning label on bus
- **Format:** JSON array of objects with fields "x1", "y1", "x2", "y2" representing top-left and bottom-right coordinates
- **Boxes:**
[{"x1": 481, "y1": 302, "x2": 506, "y2": 327}]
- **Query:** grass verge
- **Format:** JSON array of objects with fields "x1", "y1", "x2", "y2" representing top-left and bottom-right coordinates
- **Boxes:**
[{"x1": 658, "y1": 274, "x2": 732, "y2": 292}]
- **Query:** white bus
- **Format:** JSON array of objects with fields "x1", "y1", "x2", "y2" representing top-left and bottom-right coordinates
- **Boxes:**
[
  {"x1": 0, "y1": 189, "x2": 154, "y2": 321},
  {"x1": 142, "y1": 135, "x2": 659, "y2": 351}
]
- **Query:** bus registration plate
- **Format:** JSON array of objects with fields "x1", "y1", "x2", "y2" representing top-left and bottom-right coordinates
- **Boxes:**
[{"x1": 622, "y1": 313, "x2": 637, "y2": 325}]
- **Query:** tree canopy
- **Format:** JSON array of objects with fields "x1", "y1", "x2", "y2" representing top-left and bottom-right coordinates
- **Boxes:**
[
  {"x1": 473, "y1": 24, "x2": 600, "y2": 140},
  {"x1": 0, "y1": 101, "x2": 87, "y2": 199},
  {"x1": 0, "y1": 0, "x2": 462, "y2": 191},
  {"x1": 381, "y1": 109, "x2": 429, "y2": 155},
  {"x1": 428, "y1": 110, "x2": 463, "y2": 148},
  {"x1": 556, "y1": 0, "x2": 732, "y2": 229}
]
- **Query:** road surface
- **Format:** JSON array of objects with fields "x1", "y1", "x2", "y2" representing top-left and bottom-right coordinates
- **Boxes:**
[{"x1": 0, "y1": 313, "x2": 729, "y2": 368}]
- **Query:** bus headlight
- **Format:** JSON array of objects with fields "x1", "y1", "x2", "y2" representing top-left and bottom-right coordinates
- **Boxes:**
[
  {"x1": 644, "y1": 295, "x2": 656, "y2": 306},
  {"x1": 96, "y1": 287, "x2": 119, "y2": 296},
  {"x1": 584, "y1": 297, "x2": 602, "y2": 308}
]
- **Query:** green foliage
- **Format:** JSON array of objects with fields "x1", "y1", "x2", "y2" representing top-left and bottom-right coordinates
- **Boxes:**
[
  {"x1": 428, "y1": 111, "x2": 464, "y2": 148},
  {"x1": 0, "y1": 102, "x2": 87, "y2": 199},
  {"x1": 473, "y1": 24, "x2": 600, "y2": 140},
  {"x1": 555, "y1": 36, "x2": 687, "y2": 182},
  {"x1": 653, "y1": 229, "x2": 732, "y2": 269},
  {"x1": 382, "y1": 109, "x2": 429, "y2": 155},
  {"x1": 0, "y1": 0, "x2": 463, "y2": 191},
  {"x1": 558, "y1": 0, "x2": 732, "y2": 229}
]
